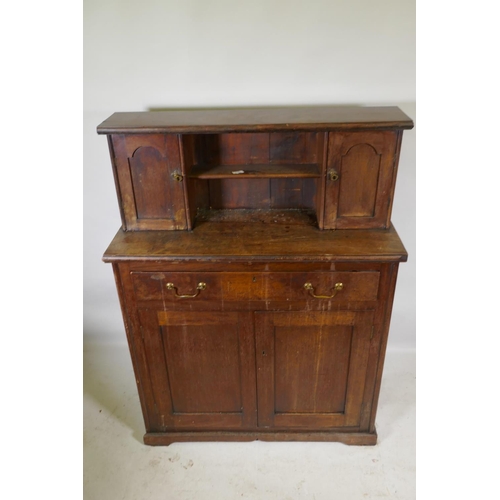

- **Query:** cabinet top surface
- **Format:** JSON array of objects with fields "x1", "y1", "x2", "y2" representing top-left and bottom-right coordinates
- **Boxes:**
[
  {"x1": 97, "y1": 106, "x2": 414, "y2": 134},
  {"x1": 103, "y1": 223, "x2": 408, "y2": 263}
]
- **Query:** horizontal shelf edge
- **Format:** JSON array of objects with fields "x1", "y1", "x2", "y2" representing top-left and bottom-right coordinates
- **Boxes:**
[{"x1": 189, "y1": 164, "x2": 321, "y2": 179}]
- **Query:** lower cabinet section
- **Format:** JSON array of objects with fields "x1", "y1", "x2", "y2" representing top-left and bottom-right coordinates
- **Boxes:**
[
  {"x1": 112, "y1": 262, "x2": 400, "y2": 445},
  {"x1": 131, "y1": 305, "x2": 380, "y2": 444}
]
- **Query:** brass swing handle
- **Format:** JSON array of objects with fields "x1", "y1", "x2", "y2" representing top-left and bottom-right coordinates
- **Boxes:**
[
  {"x1": 166, "y1": 282, "x2": 206, "y2": 298},
  {"x1": 304, "y1": 282, "x2": 343, "y2": 299}
]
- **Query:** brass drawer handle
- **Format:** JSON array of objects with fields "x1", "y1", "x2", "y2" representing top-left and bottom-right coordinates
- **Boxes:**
[
  {"x1": 171, "y1": 171, "x2": 183, "y2": 182},
  {"x1": 166, "y1": 282, "x2": 206, "y2": 298},
  {"x1": 304, "y1": 282, "x2": 343, "y2": 299}
]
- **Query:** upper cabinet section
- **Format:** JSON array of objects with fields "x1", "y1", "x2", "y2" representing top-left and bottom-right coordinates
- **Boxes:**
[{"x1": 97, "y1": 106, "x2": 413, "y2": 231}]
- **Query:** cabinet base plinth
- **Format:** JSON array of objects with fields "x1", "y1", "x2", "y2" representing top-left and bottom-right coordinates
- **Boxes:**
[{"x1": 144, "y1": 429, "x2": 377, "y2": 446}]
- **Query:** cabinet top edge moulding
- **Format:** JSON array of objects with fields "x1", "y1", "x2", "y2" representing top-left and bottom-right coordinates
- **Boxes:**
[{"x1": 96, "y1": 105, "x2": 414, "y2": 134}]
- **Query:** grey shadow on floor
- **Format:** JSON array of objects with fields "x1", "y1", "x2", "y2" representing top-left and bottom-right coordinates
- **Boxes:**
[{"x1": 84, "y1": 331, "x2": 145, "y2": 443}]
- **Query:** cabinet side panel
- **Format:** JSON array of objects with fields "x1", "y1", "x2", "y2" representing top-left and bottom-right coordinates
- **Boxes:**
[
  {"x1": 367, "y1": 263, "x2": 400, "y2": 432},
  {"x1": 111, "y1": 135, "x2": 139, "y2": 229},
  {"x1": 385, "y1": 130, "x2": 403, "y2": 227},
  {"x1": 106, "y1": 135, "x2": 126, "y2": 230},
  {"x1": 112, "y1": 263, "x2": 160, "y2": 431}
]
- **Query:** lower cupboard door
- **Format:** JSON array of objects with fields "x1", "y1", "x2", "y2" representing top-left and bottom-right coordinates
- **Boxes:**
[
  {"x1": 255, "y1": 310, "x2": 374, "y2": 429},
  {"x1": 138, "y1": 309, "x2": 257, "y2": 431}
]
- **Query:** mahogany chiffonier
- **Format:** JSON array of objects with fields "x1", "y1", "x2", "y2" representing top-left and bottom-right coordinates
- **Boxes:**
[{"x1": 97, "y1": 106, "x2": 413, "y2": 446}]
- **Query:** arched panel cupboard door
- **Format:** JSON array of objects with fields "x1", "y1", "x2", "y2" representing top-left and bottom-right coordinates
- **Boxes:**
[
  {"x1": 109, "y1": 134, "x2": 188, "y2": 230},
  {"x1": 323, "y1": 131, "x2": 402, "y2": 229}
]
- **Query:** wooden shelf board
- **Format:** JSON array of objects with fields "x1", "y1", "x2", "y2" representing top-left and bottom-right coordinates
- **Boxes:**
[
  {"x1": 189, "y1": 164, "x2": 320, "y2": 179},
  {"x1": 103, "y1": 223, "x2": 408, "y2": 263}
]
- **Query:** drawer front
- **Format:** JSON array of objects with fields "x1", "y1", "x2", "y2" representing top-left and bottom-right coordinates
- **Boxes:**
[{"x1": 131, "y1": 271, "x2": 380, "y2": 303}]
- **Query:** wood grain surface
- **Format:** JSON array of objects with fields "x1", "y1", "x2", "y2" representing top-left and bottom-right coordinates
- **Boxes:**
[
  {"x1": 97, "y1": 105, "x2": 413, "y2": 134},
  {"x1": 103, "y1": 222, "x2": 407, "y2": 262}
]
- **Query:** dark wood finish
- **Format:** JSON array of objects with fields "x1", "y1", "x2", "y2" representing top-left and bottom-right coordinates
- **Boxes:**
[
  {"x1": 208, "y1": 178, "x2": 271, "y2": 209},
  {"x1": 134, "y1": 309, "x2": 257, "y2": 430},
  {"x1": 111, "y1": 134, "x2": 187, "y2": 230},
  {"x1": 316, "y1": 133, "x2": 329, "y2": 229},
  {"x1": 367, "y1": 263, "x2": 400, "y2": 432},
  {"x1": 99, "y1": 109, "x2": 412, "y2": 231},
  {"x1": 106, "y1": 137, "x2": 127, "y2": 230},
  {"x1": 110, "y1": 258, "x2": 399, "y2": 442},
  {"x1": 99, "y1": 106, "x2": 412, "y2": 445},
  {"x1": 127, "y1": 262, "x2": 384, "y2": 273},
  {"x1": 324, "y1": 131, "x2": 399, "y2": 229},
  {"x1": 96, "y1": 105, "x2": 413, "y2": 134},
  {"x1": 256, "y1": 310, "x2": 373, "y2": 429},
  {"x1": 194, "y1": 208, "x2": 317, "y2": 225},
  {"x1": 144, "y1": 430, "x2": 377, "y2": 446},
  {"x1": 189, "y1": 163, "x2": 320, "y2": 179},
  {"x1": 130, "y1": 271, "x2": 380, "y2": 303},
  {"x1": 103, "y1": 223, "x2": 408, "y2": 263}
]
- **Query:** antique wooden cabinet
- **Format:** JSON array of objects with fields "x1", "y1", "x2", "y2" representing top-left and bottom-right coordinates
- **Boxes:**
[{"x1": 98, "y1": 106, "x2": 413, "y2": 445}]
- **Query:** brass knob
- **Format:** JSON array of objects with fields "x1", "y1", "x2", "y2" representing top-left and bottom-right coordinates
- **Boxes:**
[{"x1": 171, "y1": 172, "x2": 183, "y2": 182}]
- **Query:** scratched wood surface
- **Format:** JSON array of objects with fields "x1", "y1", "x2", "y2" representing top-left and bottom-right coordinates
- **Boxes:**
[
  {"x1": 100, "y1": 106, "x2": 412, "y2": 445},
  {"x1": 97, "y1": 105, "x2": 414, "y2": 134},
  {"x1": 103, "y1": 222, "x2": 407, "y2": 262}
]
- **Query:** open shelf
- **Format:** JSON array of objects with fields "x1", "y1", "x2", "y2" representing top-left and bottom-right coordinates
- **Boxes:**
[
  {"x1": 182, "y1": 131, "x2": 326, "y2": 229},
  {"x1": 189, "y1": 163, "x2": 321, "y2": 179},
  {"x1": 194, "y1": 208, "x2": 318, "y2": 226}
]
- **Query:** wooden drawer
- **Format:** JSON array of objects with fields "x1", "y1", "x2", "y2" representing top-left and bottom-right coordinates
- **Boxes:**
[{"x1": 131, "y1": 271, "x2": 380, "y2": 303}]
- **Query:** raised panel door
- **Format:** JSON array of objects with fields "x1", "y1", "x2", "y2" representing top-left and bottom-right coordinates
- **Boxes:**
[
  {"x1": 110, "y1": 134, "x2": 187, "y2": 230},
  {"x1": 137, "y1": 309, "x2": 257, "y2": 431},
  {"x1": 324, "y1": 131, "x2": 400, "y2": 229},
  {"x1": 255, "y1": 310, "x2": 374, "y2": 429}
]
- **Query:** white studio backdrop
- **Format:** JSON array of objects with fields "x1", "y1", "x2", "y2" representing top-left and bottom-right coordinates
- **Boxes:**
[{"x1": 84, "y1": 0, "x2": 415, "y2": 349}]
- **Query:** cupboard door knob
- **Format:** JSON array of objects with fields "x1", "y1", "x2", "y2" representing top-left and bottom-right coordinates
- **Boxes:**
[
  {"x1": 166, "y1": 282, "x2": 206, "y2": 298},
  {"x1": 171, "y1": 172, "x2": 183, "y2": 182},
  {"x1": 304, "y1": 282, "x2": 343, "y2": 299},
  {"x1": 328, "y1": 170, "x2": 339, "y2": 181}
]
